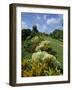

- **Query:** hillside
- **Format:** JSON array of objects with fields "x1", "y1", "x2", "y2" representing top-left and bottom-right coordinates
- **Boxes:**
[{"x1": 21, "y1": 26, "x2": 63, "y2": 77}]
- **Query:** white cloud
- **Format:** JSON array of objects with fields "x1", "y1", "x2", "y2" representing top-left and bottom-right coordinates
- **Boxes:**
[
  {"x1": 42, "y1": 24, "x2": 49, "y2": 34},
  {"x1": 21, "y1": 21, "x2": 28, "y2": 29},
  {"x1": 44, "y1": 15, "x2": 63, "y2": 24},
  {"x1": 46, "y1": 15, "x2": 63, "y2": 25},
  {"x1": 47, "y1": 18, "x2": 57, "y2": 24}
]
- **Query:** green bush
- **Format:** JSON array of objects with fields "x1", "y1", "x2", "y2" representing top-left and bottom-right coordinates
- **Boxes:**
[
  {"x1": 21, "y1": 51, "x2": 63, "y2": 77},
  {"x1": 35, "y1": 40, "x2": 56, "y2": 56},
  {"x1": 35, "y1": 40, "x2": 51, "y2": 51}
]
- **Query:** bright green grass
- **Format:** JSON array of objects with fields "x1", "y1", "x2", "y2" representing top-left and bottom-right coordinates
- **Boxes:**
[
  {"x1": 22, "y1": 34, "x2": 63, "y2": 66},
  {"x1": 43, "y1": 35, "x2": 63, "y2": 66}
]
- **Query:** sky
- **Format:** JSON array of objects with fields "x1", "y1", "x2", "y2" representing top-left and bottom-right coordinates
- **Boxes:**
[{"x1": 21, "y1": 12, "x2": 63, "y2": 34}]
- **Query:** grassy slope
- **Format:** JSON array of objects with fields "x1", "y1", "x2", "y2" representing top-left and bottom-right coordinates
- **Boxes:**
[
  {"x1": 43, "y1": 35, "x2": 63, "y2": 66},
  {"x1": 22, "y1": 34, "x2": 63, "y2": 66}
]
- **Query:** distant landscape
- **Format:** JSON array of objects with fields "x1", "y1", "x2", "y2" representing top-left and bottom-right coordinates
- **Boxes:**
[{"x1": 21, "y1": 25, "x2": 63, "y2": 77}]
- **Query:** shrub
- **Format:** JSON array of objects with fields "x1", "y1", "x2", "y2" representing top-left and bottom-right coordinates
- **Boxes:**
[
  {"x1": 32, "y1": 51, "x2": 56, "y2": 62},
  {"x1": 22, "y1": 51, "x2": 63, "y2": 77},
  {"x1": 32, "y1": 51, "x2": 63, "y2": 75},
  {"x1": 35, "y1": 40, "x2": 56, "y2": 56},
  {"x1": 31, "y1": 36, "x2": 44, "y2": 44},
  {"x1": 21, "y1": 59, "x2": 32, "y2": 77},
  {"x1": 22, "y1": 29, "x2": 31, "y2": 41},
  {"x1": 31, "y1": 36, "x2": 39, "y2": 41},
  {"x1": 50, "y1": 29, "x2": 63, "y2": 40},
  {"x1": 35, "y1": 40, "x2": 51, "y2": 51},
  {"x1": 28, "y1": 36, "x2": 44, "y2": 53}
]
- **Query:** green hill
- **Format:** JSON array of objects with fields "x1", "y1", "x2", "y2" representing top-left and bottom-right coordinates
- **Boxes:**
[{"x1": 21, "y1": 27, "x2": 63, "y2": 77}]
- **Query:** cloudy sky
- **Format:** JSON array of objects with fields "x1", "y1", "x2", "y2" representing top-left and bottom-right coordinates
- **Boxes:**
[{"x1": 21, "y1": 12, "x2": 63, "y2": 34}]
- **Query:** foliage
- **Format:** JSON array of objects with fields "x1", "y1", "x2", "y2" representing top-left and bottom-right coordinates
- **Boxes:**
[
  {"x1": 22, "y1": 29, "x2": 31, "y2": 41},
  {"x1": 22, "y1": 51, "x2": 62, "y2": 77},
  {"x1": 35, "y1": 40, "x2": 56, "y2": 56},
  {"x1": 50, "y1": 29, "x2": 63, "y2": 41},
  {"x1": 32, "y1": 25, "x2": 38, "y2": 33},
  {"x1": 35, "y1": 40, "x2": 51, "y2": 51},
  {"x1": 32, "y1": 51, "x2": 57, "y2": 64},
  {"x1": 21, "y1": 25, "x2": 63, "y2": 77}
]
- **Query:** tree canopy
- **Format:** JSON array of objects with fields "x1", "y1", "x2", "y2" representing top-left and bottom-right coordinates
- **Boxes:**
[{"x1": 50, "y1": 29, "x2": 63, "y2": 41}]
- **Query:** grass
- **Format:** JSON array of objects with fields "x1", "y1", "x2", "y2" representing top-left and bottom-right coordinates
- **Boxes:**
[
  {"x1": 43, "y1": 36, "x2": 63, "y2": 66},
  {"x1": 22, "y1": 34, "x2": 63, "y2": 65},
  {"x1": 21, "y1": 33, "x2": 63, "y2": 76}
]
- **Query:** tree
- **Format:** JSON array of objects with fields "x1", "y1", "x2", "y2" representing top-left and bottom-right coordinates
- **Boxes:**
[
  {"x1": 22, "y1": 29, "x2": 31, "y2": 41},
  {"x1": 50, "y1": 29, "x2": 63, "y2": 40},
  {"x1": 32, "y1": 25, "x2": 38, "y2": 33}
]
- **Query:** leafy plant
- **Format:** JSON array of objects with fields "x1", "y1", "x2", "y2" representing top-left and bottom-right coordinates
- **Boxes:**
[
  {"x1": 21, "y1": 25, "x2": 63, "y2": 77},
  {"x1": 21, "y1": 51, "x2": 63, "y2": 77}
]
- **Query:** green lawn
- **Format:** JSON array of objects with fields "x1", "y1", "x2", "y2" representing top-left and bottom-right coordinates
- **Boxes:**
[
  {"x1": 42, "y1": 35, "x2": 63, "y2": 66},
  {"x1": 22, "y1": 34, "x2": 63, "y2": 77},
  {"x1": 22, "y1": 34, "x2": 63, "y2": 65}
]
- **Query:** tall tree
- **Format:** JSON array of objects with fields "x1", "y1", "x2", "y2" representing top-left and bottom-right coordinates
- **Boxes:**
[{"x1": 32, "y1": 25, "x2": 38, "y2": 33}]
